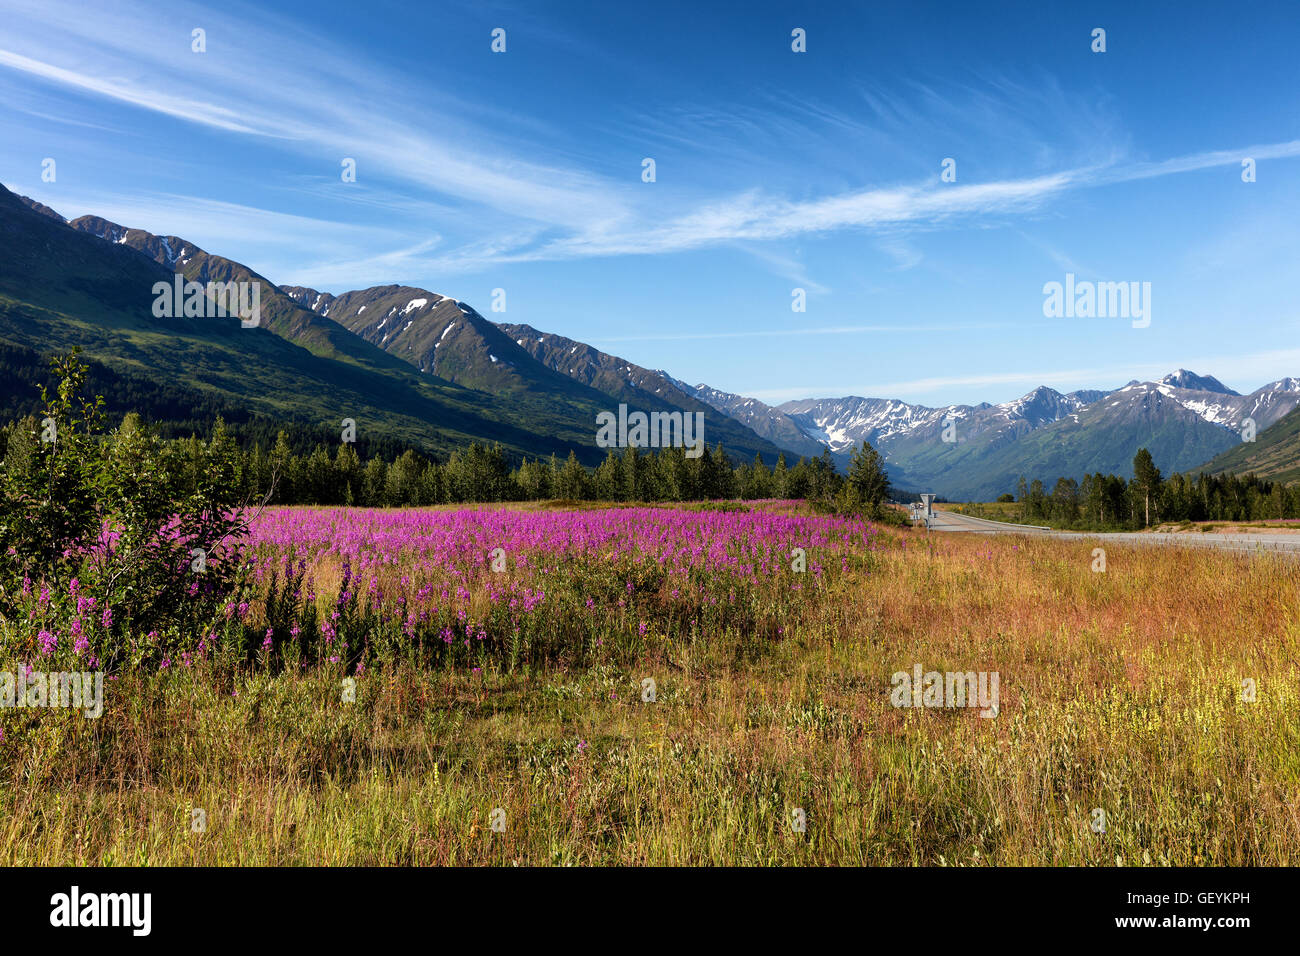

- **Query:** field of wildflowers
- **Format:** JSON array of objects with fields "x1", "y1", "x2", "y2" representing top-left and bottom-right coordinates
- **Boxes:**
[
  {"x1": 2, "y1": 500, "x2": 1298, "y2": 866},
  {"x1": 3, "y1": 499, "x2": 875, "y2": 672},
  {"x1": 233, "y1": 501, "x2": 877, "y2": 670}
]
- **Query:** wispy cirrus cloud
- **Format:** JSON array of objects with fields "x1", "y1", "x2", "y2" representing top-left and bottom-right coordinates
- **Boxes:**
[
  {"x1": 4, "y1": 0, "x2": 1299, "y2": 282},
  {"x1": 445, "y1": 137, "x2": 1300, "y2": 270},
  {"x1": 0, "y1": 49, "x2": 284, "y2": 135},
  {"x1": 0, "y1": 0, "x2": 630, "y2": 232}
]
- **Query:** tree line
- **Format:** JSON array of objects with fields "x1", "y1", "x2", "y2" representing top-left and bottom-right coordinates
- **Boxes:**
[
  {"x1": 197, "y1": 431, "x2": 888, "y2": 515},
  {"x1": 2, "y1": 409, "x2": 895, "y2": 516},
  {"x1": 1008, "y1": 448, "x2": 1300, "y2": 528}
]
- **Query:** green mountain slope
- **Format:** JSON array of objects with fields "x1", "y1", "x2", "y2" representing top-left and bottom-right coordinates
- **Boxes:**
[
  {"x1": 281, "y1": 288, "x2": 795, "y2": 464},
  {"x1": 67, "y1": 216, "x2": 435, "y2": 379},
  {"x1": 0, "y1": 184, "x2": 601, "y2": 463},
  {"x1": 1198, "y1": 404, "x2": 1300, "y2": 483},
  {"x1": 280, "y1": 284, "x2": 616, "y2": 404},
  {"x1": 498, "y1": 322, "x2": 803, "y2": 464}
]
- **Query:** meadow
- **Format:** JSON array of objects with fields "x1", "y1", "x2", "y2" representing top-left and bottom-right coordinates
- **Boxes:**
[{"x1": 2, "y1": 499, "x2": 1297, "y2": 865}]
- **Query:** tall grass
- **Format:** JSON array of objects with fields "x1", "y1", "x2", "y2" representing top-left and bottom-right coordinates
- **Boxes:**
[{"x1": 2, "y1": 505, "x2": 1296, "y2": 865}]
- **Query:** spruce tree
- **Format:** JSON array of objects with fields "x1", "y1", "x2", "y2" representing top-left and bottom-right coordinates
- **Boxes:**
[{"x1": 846, "y1": 440, "x2": 890, "y2": 517}]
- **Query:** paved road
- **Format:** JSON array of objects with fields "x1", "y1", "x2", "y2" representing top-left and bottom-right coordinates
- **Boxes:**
[
  {"x1": 926, "y1": 509, "x2": 1300, "y2": 556},
  {"x1": 926, "y1": 510, "x2": 1052, "y2": 534}
]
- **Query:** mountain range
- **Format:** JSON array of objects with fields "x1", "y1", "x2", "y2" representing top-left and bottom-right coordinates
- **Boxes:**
[
  {"x1": 663, "y1": 370, "x2": 1300, "y2": 499},
  {"x1": 762, "y1": 375, "x2": 1300, "y2": 499},
  {"x1": 4, "y1": 180, "x2": 1300, "y2": 500}
]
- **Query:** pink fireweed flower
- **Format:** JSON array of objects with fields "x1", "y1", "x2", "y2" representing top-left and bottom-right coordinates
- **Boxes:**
[
  {"x1": 241, "y1": 501, "x2": 877, "y2": 663},
  {"x1": 38, "y1": 629, "x2": 57, "y2": 655},
  {"x1": 70, "y1": 618, "x2": 88, "y2": 654}
]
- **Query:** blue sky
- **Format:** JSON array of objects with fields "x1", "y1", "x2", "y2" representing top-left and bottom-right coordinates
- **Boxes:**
[{"x1": 3, "y1": 0, "x2": 1299, "y2": 407}]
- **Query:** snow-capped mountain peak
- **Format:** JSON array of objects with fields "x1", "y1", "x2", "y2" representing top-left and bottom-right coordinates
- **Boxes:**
[
  {"x1": 1262, "y1": 377, "x2": 1300, "y2": 392},
  {"x1": 995, "y1": 386, "x2": 1081, "y2": 428},
  {"x1": 1159, "y1": 369, "x2": 1238, "y2": 395}
]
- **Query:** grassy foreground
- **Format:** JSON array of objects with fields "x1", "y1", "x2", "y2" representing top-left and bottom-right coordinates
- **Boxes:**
[{"x1": 2, "y1": 505, "x2": 1298, "y2": 865}]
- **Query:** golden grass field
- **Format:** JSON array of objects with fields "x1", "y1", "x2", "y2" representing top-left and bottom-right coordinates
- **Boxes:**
[{"x1": 2, "y1": 503, "x2": 1297, "y2": 865}]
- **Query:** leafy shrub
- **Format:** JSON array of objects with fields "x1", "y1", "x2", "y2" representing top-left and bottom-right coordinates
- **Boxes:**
[{"x1": 0, "y1": 352, "x2": 253, "y2": 668}]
